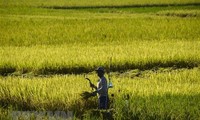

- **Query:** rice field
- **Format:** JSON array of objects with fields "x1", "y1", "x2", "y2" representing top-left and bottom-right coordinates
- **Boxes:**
[
  {"x1": 0, "y1": 6, "x2": 200, "y2": 75},
  {"x1": 1, "y1": 0, "x2": 199, "y2": 7},
  {"x1": 0, "y1": 0, "x2": 200, "y2": 119},
  {"x1": 0, "y1": 68, "x2": 200, "y2": 119}
]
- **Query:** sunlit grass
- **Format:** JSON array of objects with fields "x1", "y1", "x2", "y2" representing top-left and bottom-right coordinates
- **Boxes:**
[
  {"x1": 0, "y1": 0, "x2": 199, "y2": 7},
  {"x1": 0, "y1": 1, "x2": 200, "y2": 119},
  {"x1": 0, "y1": 8, "x2": 200, "y2": 75},
  {"x1": 0, "y1": 40, "x2": 199, "y2": 75},
  {"x1": 0, "y1": 68, "x2": 200, "y2": 119},
  {"x1": 1, "y1": 10, "x2": 200, "y2": 46}
]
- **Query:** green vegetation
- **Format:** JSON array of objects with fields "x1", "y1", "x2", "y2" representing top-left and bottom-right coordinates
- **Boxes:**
[
  {"x1": 0, "y1": 0, "x2": 200, "y2": 119},
  {"x1": 0, "y1": 6, "x2": 200, "y2": 75},
  {"x1": 0, "y1": 0, "x2": 199, "y2": 7},
  {"x1": 0, "y1": 41, "x2": 200, "y2": 75},
  {"x1": 0, "y1": 68, "x2": 200, "y2": 119}
]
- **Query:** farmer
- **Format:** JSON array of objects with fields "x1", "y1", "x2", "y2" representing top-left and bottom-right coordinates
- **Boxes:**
[{"x1": 90, "y1": 67, "x2": 109, "y2": 109}]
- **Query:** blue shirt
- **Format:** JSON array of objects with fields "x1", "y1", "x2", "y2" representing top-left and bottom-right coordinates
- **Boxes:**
[{"x1": 96, "y1": 76, "x2": 108, "y2": 97}]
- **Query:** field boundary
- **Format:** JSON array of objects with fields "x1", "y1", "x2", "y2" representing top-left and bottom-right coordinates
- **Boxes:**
[
  {"x1": 40, "y1": 3, "x2": 200, "y2": 10},
  {"x1": 0, "y1": 61, "x2": 198, "y2": 76}
]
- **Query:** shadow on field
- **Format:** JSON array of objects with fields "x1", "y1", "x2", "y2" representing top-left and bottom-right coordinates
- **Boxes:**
[
  {"x1": 22, "y1": 60, "x2": 200, "y2": 75},
  {"x1": 0, "y1": 60, "x2": 198, "y2": 76},
  {"x1": 0, "y1": 93, "x2": 200, "y2": 119},
  {"x1": 156, "y1": 12, "x2": 199, "y2": 18},
  {"x1": 40, "y1": 3, "x2": 200, "y2": 10},
  {"x1": 0, "y1": 67, "x2": 16, "y2": 76}
]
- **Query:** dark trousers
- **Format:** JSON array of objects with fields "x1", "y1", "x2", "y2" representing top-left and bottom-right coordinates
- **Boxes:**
[{"x1": 98, "y1": 96, "x2": 109, "y2": 109}]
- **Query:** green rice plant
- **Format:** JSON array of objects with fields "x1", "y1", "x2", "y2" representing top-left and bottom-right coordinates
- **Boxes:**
[
  {"x1": 0, "y1": 40, "x2": 199, "y2": 75},
  {"x1": 156, "y1": 10, "x2": 200, "y2": 17},
  {"x1": 0, "y1": 6, "x2": 199, "y2": 74},
  {"x1": 1, "y1": 11, "x2": 200, "y2": 46},
  {"x1": 0, "y1": 0, "x2": 199, "y2": 7},
  {"x1": 0, "y1": 68, "x2": 199, "y2": 119},
  {"x1": 0, "y1": 2, "x2": 200, "y2": 119}
]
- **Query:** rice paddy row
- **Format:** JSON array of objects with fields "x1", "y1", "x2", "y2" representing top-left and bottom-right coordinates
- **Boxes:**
[
  {"x1": 0, "y1": 68, "x2": 200, "y2": 119},
  {"x1": 1, "y1": 2, "x2": 200, "y2": 119},
  {"x1": 0, "y1": 6, "x2": 200, "y2": 75},
  {"x1": 1, "y1": 0, "x2": 199, "y2": 7},
  {"x1": 0, "y1": 40, "x2": 200, "y2": 75}
]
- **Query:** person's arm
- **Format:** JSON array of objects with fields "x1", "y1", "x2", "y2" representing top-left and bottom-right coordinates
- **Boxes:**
[
  {"x1": 96, "y1": 78, "x2": 107, "y2": 94},
  {"x1": 85, "y1": 78, "x2": 97, "y2": 90},
  {"x1": 90, "y1": 82, "x2": 97, "y2": 90}
]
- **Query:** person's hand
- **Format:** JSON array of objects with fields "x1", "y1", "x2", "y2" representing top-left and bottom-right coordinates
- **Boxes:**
[
  {"x1": 91, "y1": 91, "x2": 97, "y2": 96},
  {"x1": 90, "y1": 83, "x2": 96, "y2": 89},
  {"x1": 80, "y1": 91, "x2": 96, "y2": 100}
]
